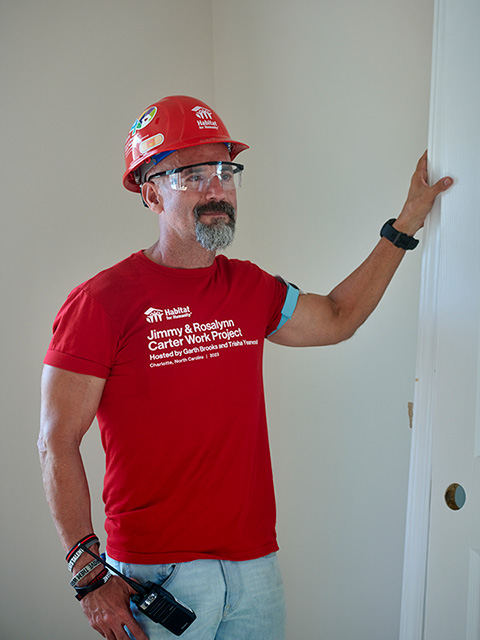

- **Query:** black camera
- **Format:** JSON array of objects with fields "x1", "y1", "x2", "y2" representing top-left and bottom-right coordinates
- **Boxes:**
[{"x1": 78, "y1": 543, "x2": 196, "y2": 636}]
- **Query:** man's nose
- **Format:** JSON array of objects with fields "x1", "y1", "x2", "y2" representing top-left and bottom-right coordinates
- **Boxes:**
[{"x1": 204, "y1": 174, "x2": 225, "y2": 198}]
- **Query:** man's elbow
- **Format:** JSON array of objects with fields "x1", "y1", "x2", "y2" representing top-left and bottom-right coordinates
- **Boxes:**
[
  {"x1": 37, "y1": 428, "x2": 58, "y2": 470},
  {"x1": 37, "y1": 422, "x2": 79, "y2": 466},
  {"x1": 320, "y1": 325, "x2": 357, "y2": 346},
  {"x1": 321, "y1": 298, "x2": 359, "y2": 345},
  {"x1": 37, "y1": 432, "x2": 48, "y2": 462}
]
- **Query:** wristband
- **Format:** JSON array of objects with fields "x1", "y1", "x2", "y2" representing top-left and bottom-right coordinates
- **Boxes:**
[
  {"x1": 74, "y1": 569, "x2": 111, "y2": 601},
  {"x1": 66, "y1": 534, "x2": 99, "y2": 571},
  {"x1": 70, "y1": 559, "x2": 102, "y2": 588},
  {"x1": 380, "y1": 218, "x2": 419, "y2": 250}
]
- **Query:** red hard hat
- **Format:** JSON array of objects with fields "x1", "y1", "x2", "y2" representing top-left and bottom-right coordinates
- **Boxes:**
[{"x1": 123, "y1": 95, "x2": 249, "y2": 193}]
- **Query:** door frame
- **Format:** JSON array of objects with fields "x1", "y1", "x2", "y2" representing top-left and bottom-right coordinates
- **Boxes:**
[{"x1": 399, "y1": 0, "x2": 477, "y2": 636}]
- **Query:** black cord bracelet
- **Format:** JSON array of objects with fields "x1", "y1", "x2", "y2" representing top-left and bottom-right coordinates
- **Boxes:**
[{"x1": 74, "y1": 568, "x2": 111, "y2": 601}]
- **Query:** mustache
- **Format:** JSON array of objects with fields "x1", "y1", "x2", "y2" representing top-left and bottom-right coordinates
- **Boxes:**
[{"x1": 194, "y1": 200, "x2": 236, "y2": 222}]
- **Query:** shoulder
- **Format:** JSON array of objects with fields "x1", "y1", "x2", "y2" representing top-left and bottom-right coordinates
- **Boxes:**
[
  {"x1": 215, "y1": 255, "x2": 272, "y2": 280},
  {"x1": 214, "y1": 256, "x2": 286, "y2": 311},
  {"x1": 76, "y1": 251, "x2": 144, "y2": 300},
  {"x1": 55, "y1": 252, "x2": 146, "y2": 325}
]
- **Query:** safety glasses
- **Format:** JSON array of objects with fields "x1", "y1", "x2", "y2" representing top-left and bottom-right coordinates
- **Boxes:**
[{"x1": 147, "y1": 161, "x2": 244, "y2": 192}]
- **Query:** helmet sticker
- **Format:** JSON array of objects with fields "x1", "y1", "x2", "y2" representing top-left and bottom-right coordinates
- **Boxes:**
[
  {"x1": 139, "y1": 133, "x2": 165, "y2": 154},
  {"x1": 192, "y1": 105, "x2": 219, "y2": 130},
  {"x1": 130, "y1": 106, "x2": 157, "y2": 134}
]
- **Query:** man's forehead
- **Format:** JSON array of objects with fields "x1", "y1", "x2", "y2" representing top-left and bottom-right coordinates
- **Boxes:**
[{"x1": 166, "y1": 143, "x2": 231, "y2": 168}]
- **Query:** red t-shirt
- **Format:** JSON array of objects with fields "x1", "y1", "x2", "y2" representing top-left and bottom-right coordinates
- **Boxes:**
[{"x1": 44, "y1": 251, "x2": 287, "y2": 564}]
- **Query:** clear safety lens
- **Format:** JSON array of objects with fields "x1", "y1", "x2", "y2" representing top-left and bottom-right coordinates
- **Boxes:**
[{"x1": 152, "y1": 162, "x2": 243, "y2": 192}]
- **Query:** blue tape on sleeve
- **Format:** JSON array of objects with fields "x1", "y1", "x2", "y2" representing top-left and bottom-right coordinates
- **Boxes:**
[{"x1": 268, "y1": 283, "x2": 300, "y2": 336}]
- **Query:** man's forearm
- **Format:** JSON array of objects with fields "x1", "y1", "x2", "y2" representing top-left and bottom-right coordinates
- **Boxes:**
[
  {"x1": 326, "y1": 235, "x2": 406, "y2": 340},
  {"x1": 38, "y1": 438, "x2": 96, "y2": 552},
  {"x1": 38, "y1": 438, "x2": 108, "y2": 595},
  {"x1": 38, "y1": 436, "x2": 149, "y2": 639}
]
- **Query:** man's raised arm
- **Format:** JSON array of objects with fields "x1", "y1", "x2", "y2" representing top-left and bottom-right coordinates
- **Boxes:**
[{"x1": 269, "y1": 152, "x2": 453, "y2": 347}]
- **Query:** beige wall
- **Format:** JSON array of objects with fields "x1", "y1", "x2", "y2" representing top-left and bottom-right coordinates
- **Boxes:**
[
  {"x1": 213, "y1": 2, "x2": 434, "y2": 638},
  {"x1": 1, "y1": 1, "x2": 434, "y2": 638}
]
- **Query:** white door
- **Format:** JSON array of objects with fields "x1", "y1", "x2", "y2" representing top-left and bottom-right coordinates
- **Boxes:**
[{"x1": 400, "y1": 1, "x2": 480, "y2": 639}]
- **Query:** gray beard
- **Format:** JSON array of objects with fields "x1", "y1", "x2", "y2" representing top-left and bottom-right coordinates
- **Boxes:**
[
  {"x1": 193, "y1": 201, "x2": 236, "y2": 251},
  {"x1": 195, "y1": 217, "x2": 236, "y2": 251}
]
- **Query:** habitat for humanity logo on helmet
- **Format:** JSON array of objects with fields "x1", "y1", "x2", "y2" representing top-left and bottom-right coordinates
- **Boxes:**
[
  {"x1": 144, "y1": 306, "x2": 192, "y2": 323},
  {"x1": 192, "y1": 105, "x2": 219, "y2": 130}
]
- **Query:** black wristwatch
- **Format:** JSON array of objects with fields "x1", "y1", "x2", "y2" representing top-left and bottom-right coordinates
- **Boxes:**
[{"x1": 380, "y1": 218, "x2": 419, "y2": 250}]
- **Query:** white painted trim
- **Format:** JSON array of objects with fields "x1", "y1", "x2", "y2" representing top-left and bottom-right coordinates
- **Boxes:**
[{"x1": 399, "y1": 1, "x2": 445, "y2": 637}]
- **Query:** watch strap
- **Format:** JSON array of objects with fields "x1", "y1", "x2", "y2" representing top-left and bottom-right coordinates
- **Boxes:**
[{"x1": 380, "y1": 218, "x2": 419, "y2": 250}]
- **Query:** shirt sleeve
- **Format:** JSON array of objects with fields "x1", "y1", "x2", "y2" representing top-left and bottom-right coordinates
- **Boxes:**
[{"x1": 43, "y1": 286, "x2": 120, "y2": 378}]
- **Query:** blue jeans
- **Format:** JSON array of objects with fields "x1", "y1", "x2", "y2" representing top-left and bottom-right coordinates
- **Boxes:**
[{"x1": 107, "y1": 553, "x2": 286, "y2": 640}]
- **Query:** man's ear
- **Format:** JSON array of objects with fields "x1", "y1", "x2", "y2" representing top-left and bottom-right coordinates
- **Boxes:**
[{"x1": 141, "y1": 182, "x2": 164, "y2": 212}]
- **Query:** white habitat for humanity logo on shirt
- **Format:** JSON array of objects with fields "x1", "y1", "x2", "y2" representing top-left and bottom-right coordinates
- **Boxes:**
[{"x1": 144, "y1": 307, "x2": 192, "y2": 323}]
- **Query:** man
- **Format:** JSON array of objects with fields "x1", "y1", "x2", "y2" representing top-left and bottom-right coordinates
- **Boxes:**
[{"x1": 38, "y1": 95, "x2": 452, "y2": 640}]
